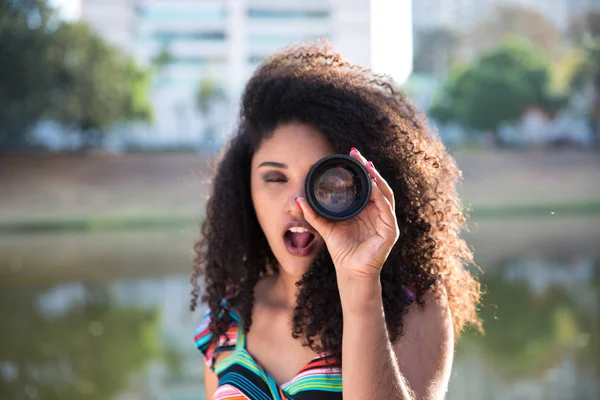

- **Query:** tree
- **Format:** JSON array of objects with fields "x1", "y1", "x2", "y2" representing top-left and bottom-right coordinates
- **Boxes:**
[
  {"x1": 0, "y1": 0, "x2": 61, "y2": 149},
  {"x1": 567, "y1": 12, "x2": 600, "y2": 146},
  {"x1": 151, "y1": 45, "x2": 174, "y2": 69},
  {"x1": 47, "y1": 22, "x2": 153, "y2": 148},
  {"x1": 0, "y1": 0, "x2": 153, "y2": 151},
  {"x1": 196, "y1": 77, "x2": 227, "y2": 150},
  {"x1": 467, "y1": 4, "x2": 564, "y2": 61},
  {"x1": 430, "y1": 38, "x2": 566, "y2": 136}
]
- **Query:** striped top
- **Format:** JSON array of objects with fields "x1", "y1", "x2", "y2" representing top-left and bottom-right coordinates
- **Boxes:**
[
  {"x1": 195, "y1": 285, "x2": 417, "y2": 399},
  {"x1": 194, "y1": 305, "x2": 342, "y2": 399}
]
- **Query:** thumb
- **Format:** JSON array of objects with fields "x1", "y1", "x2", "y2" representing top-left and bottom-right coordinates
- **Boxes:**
[{"x1": 295, "y1": 197, "x2": 333, "y2": 240}]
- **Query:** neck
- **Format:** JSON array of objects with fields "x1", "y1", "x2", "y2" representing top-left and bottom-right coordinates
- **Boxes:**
[{"x1": 270, "y1": 268, "x2": 301, "y2": 310}]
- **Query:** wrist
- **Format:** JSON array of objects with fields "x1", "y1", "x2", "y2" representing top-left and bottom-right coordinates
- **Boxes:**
[{"x1": 337, "y1": 272, "x2": 383, "y2": 316}]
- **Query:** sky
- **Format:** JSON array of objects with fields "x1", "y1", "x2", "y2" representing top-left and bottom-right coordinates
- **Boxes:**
[{"x1": 50, "y1": 0, "x2": 81, "y2": 21}]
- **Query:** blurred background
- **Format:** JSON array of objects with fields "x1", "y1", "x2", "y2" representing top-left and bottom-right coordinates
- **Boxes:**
[{"x1": 1, "y1": 0, "x2": 599, "y2": 399}]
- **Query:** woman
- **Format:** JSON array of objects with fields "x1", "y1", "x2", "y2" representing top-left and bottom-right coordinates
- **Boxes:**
[{"x1": 191, "y1": 41, "x2": 482, "y2": 400}]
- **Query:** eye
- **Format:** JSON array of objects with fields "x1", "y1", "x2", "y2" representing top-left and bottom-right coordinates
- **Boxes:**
[{"x1": 262, "y1": 173, "x2": 287, "y2": 183}]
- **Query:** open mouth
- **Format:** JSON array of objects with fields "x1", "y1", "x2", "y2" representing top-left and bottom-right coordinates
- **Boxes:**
[{"x1": 283, "y1": 227, "x2": 317, "y2": 257}]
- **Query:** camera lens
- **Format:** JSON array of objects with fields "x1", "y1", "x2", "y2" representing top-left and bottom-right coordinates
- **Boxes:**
[
  {"x1": 314, "y1": 167, "x2": 358, "y2": 213},
  {"x1": 305, "y1": 154, "x2": 371, "y2": 221}
]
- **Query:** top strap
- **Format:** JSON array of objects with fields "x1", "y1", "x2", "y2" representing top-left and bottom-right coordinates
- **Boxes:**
[{"x1": 194, "y1": 303, "x2": 241, "y2": 370}]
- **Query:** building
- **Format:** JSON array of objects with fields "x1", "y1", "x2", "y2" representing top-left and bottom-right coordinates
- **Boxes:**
[
  {"x1": 567, "y1": 0, "x2": 600, "y2": 21},
  {"x1": 80, "y1": 0, "x2": 136, "y2": 52},
  {"x1": 413, "y1": 0, "x2": 600, "y2": 34},
  {"x1": 80, "y1": 0, "x2": 380, "y2": 149},
  {"x1": 412, "y1": 0, "x2": 600, "y2": 77},
  {"x1": 412, "y1": 0, "x2": 490, "y2": 31}
]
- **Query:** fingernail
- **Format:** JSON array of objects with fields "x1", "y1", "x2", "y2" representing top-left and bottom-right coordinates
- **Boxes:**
[
  {"x1": 351, "y1": 147, "x2": 358, "y2": 154},
  {"x1": 294, "y1": 197, "x2": 302, "y2": 210},
  {"x1": 370, "y1": 175, "x2": 377, "y2": 183},
  {"x1": 367, "y1": 161, "x2": 374, "y2": 169}
]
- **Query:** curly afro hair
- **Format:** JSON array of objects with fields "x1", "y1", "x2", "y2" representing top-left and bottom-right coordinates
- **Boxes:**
[{"x1": 191, "y1": 41, "x2": 482, "y2": 364}]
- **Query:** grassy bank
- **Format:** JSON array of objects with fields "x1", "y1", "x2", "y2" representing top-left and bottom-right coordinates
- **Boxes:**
[
  {"x1": 2, "y1": 150, "x2": 599, "y2": 230},
  {"x1": 1, "y1": 200, "x2": 599, "y2": 233}
]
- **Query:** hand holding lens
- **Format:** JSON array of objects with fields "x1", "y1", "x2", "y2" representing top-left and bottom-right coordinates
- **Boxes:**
[{"x1": 304, "y1": 154, "x2": 372, "y2": 221}]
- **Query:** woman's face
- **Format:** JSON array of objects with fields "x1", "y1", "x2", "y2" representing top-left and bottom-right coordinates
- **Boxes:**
[{"x1": 251, "y1": 122, "x2": 335, "y2": 277}]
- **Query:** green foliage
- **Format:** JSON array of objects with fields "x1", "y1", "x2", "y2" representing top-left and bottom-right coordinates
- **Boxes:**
[
  {"x1": 0, "y1": 0, "x2": 153, "y2": 151},
  {"x1": 196, "y1": 77, "x2": 226, "y2": 114},
  {"x1": 196, "y1": 77, "x2": 227, "y2": 148},
  {"x1": 568, "y1": 12, "x2": 600, "y2": 144},
  {"x1": 566, "y1": 13, "x2": 600, "y2": 91},
  {"x1": 550, "y1": 49, "x2": 588, "y2": 95},
  {"x1": 0, "y1": 0, "x2": 60, "y2": 148},
  {"x1": 151, "y1": 46, "x2": 174, "y2": 69},
  {"x1": 48, "y1": 22, "x2": 153, "y2": 143},
  {"x1": 430, "y1": 38, "x2": 566, "y2": 133}
]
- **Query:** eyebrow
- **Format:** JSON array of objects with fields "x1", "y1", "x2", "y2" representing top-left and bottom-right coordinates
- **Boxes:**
[{"x1": 258, "y1": 161, "x2": 287, "y2": 169}]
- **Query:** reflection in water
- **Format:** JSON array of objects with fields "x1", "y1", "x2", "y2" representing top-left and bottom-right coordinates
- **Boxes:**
[
  {"x1": 0, "y1": 224, "x2": 599, "y2": 399},
  {"x1": 449, "y1": 257, "x2": 599, "y2": 400},
  {"x1": 0, "y1": 286, "x2": 161, "y2": 400}
]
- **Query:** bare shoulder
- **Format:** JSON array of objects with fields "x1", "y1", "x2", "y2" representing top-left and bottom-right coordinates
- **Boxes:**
[
  {"x1": 393, "y1": 287, "x2": 454, "y2": 400},
  {"x1": 404, "y1": 287, "x2": 453, "y2": 339},
  {"x1": 204, "y1": 361, "x2": 219, "y2": 399}
]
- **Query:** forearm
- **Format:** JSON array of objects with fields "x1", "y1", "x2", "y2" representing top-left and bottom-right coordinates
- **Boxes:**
[{"x1": 338, "y1": 274, "x2": 414, "y2": 400}]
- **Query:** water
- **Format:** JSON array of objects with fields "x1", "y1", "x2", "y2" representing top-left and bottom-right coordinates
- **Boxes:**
[{"x1": 1, "y1": 217, "x2": 598, "y2": 400}]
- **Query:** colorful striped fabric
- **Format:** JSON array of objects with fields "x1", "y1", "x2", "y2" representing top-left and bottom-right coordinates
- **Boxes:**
[
  {"x1": 195, "y1": 285, "x2": 417, "y2": 399},
  {"x1": 194, "y1": 305, "x2": 342, "y2": 399}
]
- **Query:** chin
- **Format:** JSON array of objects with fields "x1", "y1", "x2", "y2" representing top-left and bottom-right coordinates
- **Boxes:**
[
  {"x1": 276, "y1": 256, "x2": 314, "y2": 278},
  {"x1": 273, "y1": 242, "x2": 324, "y2": 278}
]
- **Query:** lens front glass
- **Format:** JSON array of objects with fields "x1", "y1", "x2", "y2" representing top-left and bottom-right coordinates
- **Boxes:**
[{"x1": 314, "y1": 165, "x2": 359, "y2": 213}]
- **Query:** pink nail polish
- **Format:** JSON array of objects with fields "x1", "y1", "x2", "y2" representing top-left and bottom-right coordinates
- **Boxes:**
[
  {"x1": 367, "y1": 161, "x2": 374, "y2": 169},
  {"x1": 294, "y1": 198, "x2": 302, "y2": 210},
  {"x1": 351, "y1": 147, "x2": 358, "y2": 154}
]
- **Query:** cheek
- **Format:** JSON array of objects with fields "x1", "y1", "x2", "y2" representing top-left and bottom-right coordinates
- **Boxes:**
[{"x1": 251, "y1": 184, "x2": 277, "y2": 234}]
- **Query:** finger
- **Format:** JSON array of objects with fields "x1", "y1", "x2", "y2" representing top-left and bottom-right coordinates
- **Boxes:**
[
  {"x1": 350, "y1": 148, "x2": 395, "y2": 212},
  {"x1": 294, "y1": 197, "x2": 334, "y2": 241},
  {"x1": 369, "y1": 177, "x2": 397, "y2": 230},
  {"x1": 365, "y1": 161, "x2": 395, "y2": 212},
  {"x1": 349, "y1": 147, "x2": 368, "y2": 166}
]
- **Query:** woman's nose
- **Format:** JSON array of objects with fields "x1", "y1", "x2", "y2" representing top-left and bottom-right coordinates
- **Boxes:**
[{"x1": 287, "y1": 182, "x2": 305, "y2": 214}]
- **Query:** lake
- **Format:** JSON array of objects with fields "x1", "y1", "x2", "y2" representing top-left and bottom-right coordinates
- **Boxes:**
[{"x1": 1, "y1": 216, "x2": 598, "y2": 400}]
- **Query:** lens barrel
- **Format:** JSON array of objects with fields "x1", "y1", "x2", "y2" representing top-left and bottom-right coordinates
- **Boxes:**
[{"x1": 304, "y1": 154, "x2": 372, "y2": 221}]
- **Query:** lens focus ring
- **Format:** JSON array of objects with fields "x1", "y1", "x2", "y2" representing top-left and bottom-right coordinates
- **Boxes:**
[{"x1": 305, "y1": 154, "x2": 371, "y2": 221}]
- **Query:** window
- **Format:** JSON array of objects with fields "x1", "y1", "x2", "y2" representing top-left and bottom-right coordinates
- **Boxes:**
[
  {"x1": 136, "y1": 6, "x2": 227, "y2": 22},
  {"x1": 248, "y1": 55, "x2": 264, "y2": 64},
  {"x1": 137, "y1": 31, "x2": 227, "y2": 43},
  {"x1": 248, "y1": 34, "x2": 328, "y2": 44},
  {"x1": 247, "y1": 9, "x2": 329, "y2": 19},
  {"x1": 153, "y1": 31, "x2": 226, "y2": 41}
]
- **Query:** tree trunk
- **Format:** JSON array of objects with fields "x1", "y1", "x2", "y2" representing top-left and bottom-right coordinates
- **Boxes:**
[{"x1": 78, "y1": 120, "x2": 102, "y2": 151}]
